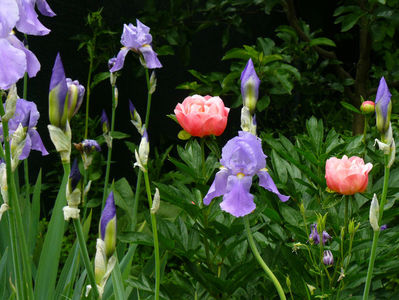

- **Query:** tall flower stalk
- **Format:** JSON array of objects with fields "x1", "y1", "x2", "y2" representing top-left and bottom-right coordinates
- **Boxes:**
[{"x1": 363, "y1": 77, "x2": 394, "y2": 300}]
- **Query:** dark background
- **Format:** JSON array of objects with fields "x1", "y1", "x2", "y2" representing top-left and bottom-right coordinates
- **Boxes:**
[{"x1": 21, "y1": 0, "x2": 344, "y2": 194}]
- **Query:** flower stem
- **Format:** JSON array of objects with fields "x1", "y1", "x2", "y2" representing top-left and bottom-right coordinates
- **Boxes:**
[
  {"x1": 73, "y1": 218, "x2": 99, "y2": 299},
  {"x1": 362, "y1": 155, "x2": 390, "y2": 300},
  {"x1": 131, "y1": 68, "x2": 152, "y2": 230},
  {"x1": 84, "y1": 54, "x2": 94, "y2": 139},
  {"x1": 244, "y1": 216, "x2": 286, "y2": 300},
  {"x1": 101, "y1": 85, "x2": 117, "y2": 210},
  {"x1": 0, "y1": 96, "x2": 34, "y2": 300},
  {"x1": 344, "y1": 196, "x2": 349, "y2": 231},
  {"x1": 143, "y1": 171, "x2": 160, "y2": 300}
]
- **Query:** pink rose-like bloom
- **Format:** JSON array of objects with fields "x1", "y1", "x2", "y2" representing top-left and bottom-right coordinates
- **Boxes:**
[
  {"x1": 325, "y1": 155, "x2": 373, "y2": 195},
  {"x1": 174, "y1": 95, "x2": 230, "y2": 137}
]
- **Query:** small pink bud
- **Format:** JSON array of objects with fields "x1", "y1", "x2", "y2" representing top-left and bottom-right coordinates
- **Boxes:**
[{"x1": 360, "y1": 101, "x2": 375, "y2": 114}]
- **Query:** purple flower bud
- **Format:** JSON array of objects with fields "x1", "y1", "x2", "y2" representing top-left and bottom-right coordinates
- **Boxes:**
[
  {"x1": 100, "y1": 191, "x2": 117, "y2": 258},
  {"x1": 101, "y1": 110, "x2": 109, "y2": 133},
  {"x1": 81, "y1": 139, "x2": 101, "y2": 153},
  {"x1": 69, "y1": 158, "x2": 81, "y2": 191},
  {"x1": 322, "y1": 231, "x2": 331, "y2": 244},
  {"x1": 240, "y1": 59, "x2": 260, "y2": 114},
  {"x1": 380, "y1": 224, "x2": 388, "y2": 231},
  {"x1": 49, "y1": 54, "x2": 85, "y2": 129},
  {"x1": 375, "y1": 77, "x2": 392, "y2": 134},
  {"x1": 309, "y1": 224, "x2": 320, "y2": 244},
  {"x1": 323, "y1": 250, "x2": 334, "y2": 265}
]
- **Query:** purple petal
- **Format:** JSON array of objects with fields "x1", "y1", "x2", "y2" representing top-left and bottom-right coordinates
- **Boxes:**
[
  {"x1": 100, "y1": 191, "x2": 116, "y2": 240},
  {"x1": 121, "y1": 21, "x2": 152, "y2": 49},
  {"x1": 7, "y1": 35, "x2": 40, "y2": 78},
  {"x1": 220, "y1": 175, "x2": 255, "y2": 217},
  {"x1": 220, "y1": 131, "x2": 266, "y2": 176},
  {"x1": 257, "y1": 169, "x2": 289, "y2": 202},
  {"x1": 0, "y1": 38, "x2": 26, "y2": 90},
  {"x1": 16, "y1": 0, "x2": 51, "y2": 36},
  {"x1": 0, "y1": 0, "x2": 19, "y2": 38},
  {"x1": 82, "y1": 139, "x2": 101, "y2": 152},
  {"x1": 139, "y1": 45, "x2": 162, "y2": 69},
  {"x1": 375, "y1": 77, "x2": 391, "y2": 120},
  {"x1": 69, "y1": 158, "x2": 81, "y2": 190},
  {"x1": 19, "y1": 134, "x2": 32, "y2": 160},
  {"x1": 28, "y1": 129, "x2": 48, "y2": 156},
  {"x1": 240, "y1": 58, "x2": 260, "y2": 100},
  {"x1": 109, "y1": 47, "x2": 129, "y2": 72},
  {"x1": 50, "y1": 53, "x2": 67, "y2": 92},
  {"x1": 203, "y1": 168, "x2": 230, "y2": 205},
  {"x1": 36, "y1": 0, "x2": 56, "y2": 17}
]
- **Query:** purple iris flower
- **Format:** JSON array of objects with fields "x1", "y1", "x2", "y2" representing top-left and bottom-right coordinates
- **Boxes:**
[
  {"x1": 323, "y1": 250, "x2": 334, "y2": 265},
  {"x1": 100, "y1": 191, "x2": 116, "y2": 257},
  {"x1": 81, "y1": 139, "x2": 101, "y2": 153},
  {"x1": 108, "y1": 57, "x2": 117, "y2": 71},
  {"x1": 101, "y1": 109, "x2": 109, "y2": 133},
  {"x1": 375, "y1": 77, "x2": 392, "y2": 133},
  {"x1": 203, "y1": 131, "x2": 289, "y2": 217},
  {"x1": 110, "y1": 19, "x2": 162, "y2": 72},
  {"x1": 3, "y1": 98, "x2": 48, "y2": 160},
  {"x1": 240, "y1": 58, "x2": 260, "y2": 113},
  {"x1": 0, "y1": 33, "x2": 40, "y2": 90},
  {"x1": 0, "y1": 0, "x2": 54, "y2": 89},
  {"x1": 48, "y1": 54, "x2": 85, "y2": 129}
]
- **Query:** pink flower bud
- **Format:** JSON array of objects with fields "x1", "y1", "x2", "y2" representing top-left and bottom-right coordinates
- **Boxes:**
[
  {"x1": 174, "y1": 95, "x2": 230, "y2": 138},
  {"x1": 325, "y1": 155, "x2": 373, "y2": 195},
  {"x1": 360, "y1": 101, "x2": 375, "y2": 114}
]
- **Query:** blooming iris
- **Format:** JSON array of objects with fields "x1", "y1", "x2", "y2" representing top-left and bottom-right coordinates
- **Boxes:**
[
  {"x1": 325, "y1": 155, "x2": 372, "y2": 195},
  {"x1": 48, "y1": 53, "x2": 85, "y2": 129},
  {"x1": 0, "y1": 0, "x2": 55, "y2": 89},
  {"x1": 240, "y1": 58, "x2": 260, "y2": 114},
  {"x1": 203, "y1": 131, "x2": 289, "y2": 217},
  {"x1": 375, "y1": 77, "x2": 392, "y2": 134},
  {"x1": 6, "y1": 98, "x2": 48, "y2": 159},
  {"x1": 110, "y1": 19, "x2": 162, "y2": 72},
  {"x1": 174, "y1": 95, "x2": 230, "y2": 137}
]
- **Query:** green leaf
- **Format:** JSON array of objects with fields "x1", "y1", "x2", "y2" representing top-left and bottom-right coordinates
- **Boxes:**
[
  {"x1": 34, "y1": 168, "x2": 69, "y2": 300},
  {"x1": 114, "y1": 178, "x2": 135, "y2": 215},
  {"x1": 111, "y1": 256, "x2": 125, "y2": 300},
  {"x1": 28, "y1": 170, "x2": 41, "y2": 254},
  {"x1": 340, "y1": 101, "x2": 361, "y2": 113},
  {"x1": 110, "y1": 131, "x2": 130, "y2": 140},
  {"x1": 261, "y1": 54, "x2": 283, "y2": 65},
  {"x1": 90, "y1": 72, "x2": 110, "y2": 89},
  {"x1": 280, "y1": 205, "x2": 302, "y2": 226},
  {"x1": 222, "y1": 48, "x2": 250, "y2": 60},
  {"x1": 257, "y1": 95, "x2": 270, "y2": 112},
  {"x1": 118, "y1": 232, "x2": 153, "y2": 246},
  {"x1": 309, "y1": 37, "x2": 336, "y2": 47}
]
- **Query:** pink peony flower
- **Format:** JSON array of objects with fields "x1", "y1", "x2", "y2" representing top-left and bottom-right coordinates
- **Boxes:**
[
  {"x1": 325, "y1": 155, "x2": 373, "y2": 195},
  {"x1": 174, "y1": 95, "x2": 230, "y2": 137}
]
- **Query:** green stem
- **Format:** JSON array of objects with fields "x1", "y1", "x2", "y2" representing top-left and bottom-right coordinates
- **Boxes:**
[
  {"x1": 73, "y1": 218, "x2": 99, "y2": 299},
  {"x1": 0, "y1": 96, "x2": 33, "y2": 299},
  {"x1": 344, "y1": 196, "x2": 349, "y2": 232},
  {"x1": 143, "y1": 171, "x2": 160, "y2": 300},
  {"x1": 84, "y1": 57, "x2": 94, "y2": 139},
  {"x1": 362, "y1": 155, "x2": 390, "y2": 300},
  {"x1": 101, "y1": 85, "x2": 117, "y2": 210},
  {"x1": 244, "y1": 216, "x2": 286, "y2": 300},
  {"x1": 81, "y1": 168, "x2": 89, "y2": 220},
  {"x1": 131, "y1": 67, "x2": 153, "y2": 230}
]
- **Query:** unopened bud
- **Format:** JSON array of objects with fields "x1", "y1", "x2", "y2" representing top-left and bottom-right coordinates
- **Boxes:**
[
  {"x1": 370, "y1": 194, "x2": 380, "y2": 231},
  {"x1": 360, "y1": 101, "x2": 375, "y2": 114}
]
